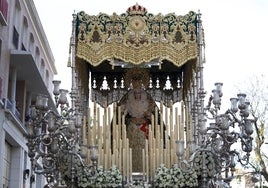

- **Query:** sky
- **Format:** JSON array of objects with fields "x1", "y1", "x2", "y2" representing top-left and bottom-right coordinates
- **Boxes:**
[{"x1": 33, "y1": 0, "x2": 268, "y2": 106}]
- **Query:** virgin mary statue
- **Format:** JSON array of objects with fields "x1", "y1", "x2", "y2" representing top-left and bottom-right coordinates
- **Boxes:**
[{"x1": 118, "y1": 68, "x2": 158, "y2": 172}]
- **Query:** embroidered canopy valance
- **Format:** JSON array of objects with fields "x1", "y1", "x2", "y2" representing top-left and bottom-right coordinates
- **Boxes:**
[{"x1": 75, "y1": 4, "x2": 198, "y2": 66}]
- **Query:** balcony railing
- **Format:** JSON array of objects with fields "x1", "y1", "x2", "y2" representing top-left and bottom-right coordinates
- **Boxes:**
[
  {"x1": 2, "y1": 98, "x2": 28, "y2": 135},
  {"x1": 2, "y1": 98, "x2": 21, "y2": 120}
]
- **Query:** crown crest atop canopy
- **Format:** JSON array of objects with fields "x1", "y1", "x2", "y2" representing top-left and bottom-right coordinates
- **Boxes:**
[{"x1": 126, "y1": 3, "x2": 147, "y2": 16}]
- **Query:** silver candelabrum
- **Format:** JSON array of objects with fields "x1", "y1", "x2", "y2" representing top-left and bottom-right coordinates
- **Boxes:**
[
  {"x1": 176, "y1": 82, "x2": 254, "y2": 188},
  {"x1": 26, "y1": 80, "x2": 98, "y2": 188}
]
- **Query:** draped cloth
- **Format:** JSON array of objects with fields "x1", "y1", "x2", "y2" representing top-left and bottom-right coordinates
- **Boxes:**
[{"x1": 127, "y1": 121, "x2": 147, "y2": 172}]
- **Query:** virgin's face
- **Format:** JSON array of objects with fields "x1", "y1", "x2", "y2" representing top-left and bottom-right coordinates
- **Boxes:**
[{"x1": 134, "y1": 90, "x2": 141, "y2": 100}]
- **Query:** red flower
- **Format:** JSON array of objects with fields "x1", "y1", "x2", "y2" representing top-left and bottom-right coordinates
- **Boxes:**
[{"x1": 140, "y1": 122, "x2": 149, "y2": 139}]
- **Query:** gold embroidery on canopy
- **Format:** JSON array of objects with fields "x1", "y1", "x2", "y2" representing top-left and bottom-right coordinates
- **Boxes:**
[
  {"x1": 74, "y1": 4, "x2": 200, "y2": 104},
  {"x1": 75, "y1": 7, "x2": 198, "y2": 67},
  {"x1": 76, "y1": 41, "x2": 198, "y2": 66}
]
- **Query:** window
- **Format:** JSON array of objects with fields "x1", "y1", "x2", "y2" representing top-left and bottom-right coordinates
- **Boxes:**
[
  {"x1": 35, "y1": 47, "x2": 40, "y2": 67},
  {"x1": 46, "y1": 70, "x2": 49, "y2": 87},
  {"x1": 12, "y1": 26, "x2": 19, "y2": 49},
  {"x1": 0, "y1": 0, "x2": 8, "y2": 25},
  {"x1": 21, "y1": 16, "x2": 28, "y2": 51},
  {"x1": 40, "y1": 59, "x2": 45, "y2": 77},
  {"x1": 12, "y1": 0, "x2": 21, "y2": 49},
  {"x1": 13, "y1": 0, "x2": 21, "y2": 28},
  {"x1": 29, "y1": 33, "x2": 34, "y2": 54}
]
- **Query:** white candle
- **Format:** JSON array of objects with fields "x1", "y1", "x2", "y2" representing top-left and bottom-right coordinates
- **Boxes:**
[
  {"x1": 123, "y1": 148, "x2": 126, "y2": 179},
  {"x1": 186, "y1": 109, "x2": 190, "y2": 143},
  {"x1": 165, "y1": 107, "x2": 169, "y2": 134},
  {"x1": 114, "y1": 148, "x2": 118, "y2": 167},
  {"x1": 118, "y1": 143, "x2": 122, "y2": 171},
  {"x1": 160, "y1": 101, "x2": 163, "y2": 140},
  {"x1": 142, "y1": 149, "x2": 145, "y2": 180},
  {"x1": 171, "y1": 132, "x2": 175, "y2": 145},
  {"x1": 160, "y1": 140, "x2": 163, "y2": 164},
  {"x1": 100, "y1": 149, "x2": 104, "y2": 167},
  {"x1": 166, "y1": 132, "x2": 170, "y2": 168},
  {"x1": 116, "y1": 126, "x2": 119, "y2": 151},
  {"x1": 180, "y1": 101, "x2": 185, "y2": 141},
  {"x1": 88, "y1": 126, "x2": 92, "y2": 146},
  {"x1": 103, "y1": 108, "x2": 107, "y2": 140},
  {"x1": 118, "y1": 106, "x2": 121, "y2": 127},
  {"x1": 128, "y1": 148, "x2": 132, "y2": 182},
  {"x1": 163, "y1": 148, "x2": 167, "y2": 167},
  {"x1": 105, "y1": 139, "x2": 109, "y2": 162},
  {"x1": 109, "y1": 149, "x2": 112, "y2": 169},
  {"x1": 146, "y1": 154, "x2": 149, "y2": 182},
  {"x1": 113, "y1": 103, "x2": 116, "y2": 126},
  {"x1": 127, "y1": 144, "x2": 129, "y2": 181},
  {"x1": 88, "y1": 107, "x2": 91, "y2": 127},
  {"x1": 156, "y1": 148, "x2": 159, "y2": 169},
  {"x1": 105, "y1": 152, "x2": 108, "y2": 170},
  {"x1": 83, "y1": 116, "x2": 87, "y2": 144},
  {"x1": 175, "y1": 108, "x2": 179, "y2": 141},
  {"x1": 152, "y1": 153, "x2": 155, "y2": 177},
  {"x1": 112, "y1": 153, "x2": 115, "y2": 167},
  {"x1": 93, "y1": 101, "x2": 96, "y2": 127},
  {"x1": 155, "y1": 106, "x2": 158, "y2": 126},
  {"x1": 169, "y1": 100, "x2": 173, "y2": 137},
  {"x1": 97, "y1": 107, "x2": 101, "y2": 142},
  {"x1": 151, "y1": 114, "x2": 154, "y2": 137}
]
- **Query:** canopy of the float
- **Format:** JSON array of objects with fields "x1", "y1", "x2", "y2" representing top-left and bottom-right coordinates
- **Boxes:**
[{"x1": 74, "y1": 3, "x2": 199, "y2": 107}]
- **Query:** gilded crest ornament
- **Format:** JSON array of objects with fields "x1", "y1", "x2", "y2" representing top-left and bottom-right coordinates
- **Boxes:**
[
  {"x1": 129, "y1": 16, "x2": 146, "y2": 31},
  {"x1": 125, "y1": 15, "x2": 149, "y2": 48}
]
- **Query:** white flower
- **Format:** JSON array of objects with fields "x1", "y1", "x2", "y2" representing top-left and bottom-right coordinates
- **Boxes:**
[{"x1": 154, "y1": 164, "x2": 198, "y2": 187}]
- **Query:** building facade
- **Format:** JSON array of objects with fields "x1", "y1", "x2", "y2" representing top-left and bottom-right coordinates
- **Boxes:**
[{"x1": 0, "y1": 0, "x2": 57, "y2": 187}]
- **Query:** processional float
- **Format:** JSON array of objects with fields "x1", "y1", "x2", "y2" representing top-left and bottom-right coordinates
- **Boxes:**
[{"x1": 27, "y1": 3, "x2": 254, "y2": 188}]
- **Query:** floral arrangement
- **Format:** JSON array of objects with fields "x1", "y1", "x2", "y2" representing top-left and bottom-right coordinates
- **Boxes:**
[
  {"x1": 77, "y1": 165, "x2": 122, "y2": 188},
  {"x1": 193, "y1": 151, "x2": 215, "y2": 178},
  {"x1": 154, "y1": 164, "x2": 198, "y2": 188},
  {"x1": 58, "y1": 145, "x2": 122, "y2": 188},
  {"x1": 58, "y1": 146, "x2": 214, "y2": 187},
  {"x1": 125, "y1": 180, "x2": 152, "y2": 188}
]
